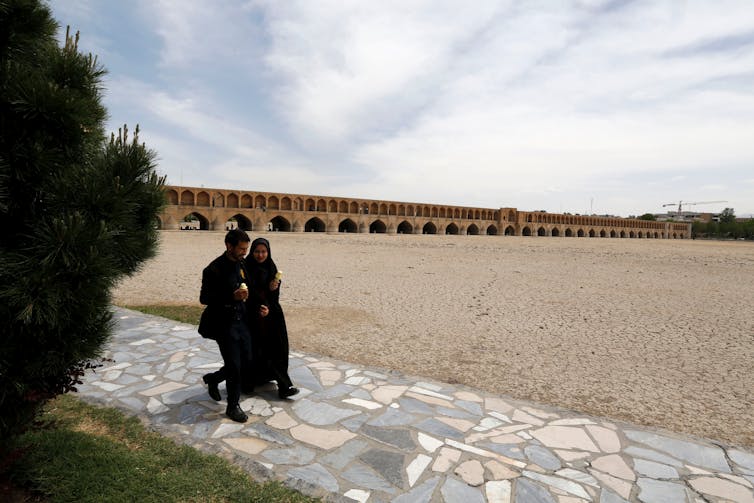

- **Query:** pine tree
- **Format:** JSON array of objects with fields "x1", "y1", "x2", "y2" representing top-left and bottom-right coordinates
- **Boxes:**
[{"x1": 0, "y1": 0, "x2": 166, "y2": 443}]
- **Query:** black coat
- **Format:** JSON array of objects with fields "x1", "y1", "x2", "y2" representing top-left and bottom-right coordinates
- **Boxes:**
[
  {"x1": 246, "y1": 238, "x2": 290, "y2": 385},
  {"x1": 198, "y1": 253, "x2": 252, "y2": 340}
]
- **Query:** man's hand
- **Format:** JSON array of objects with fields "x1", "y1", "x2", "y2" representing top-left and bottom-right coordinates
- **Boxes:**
[
  {"x1": 259, "y1": 305, "x2": 269, "y2": 317},
  {"x1": 233, "y1": 288, "x2": 248, "y2": 301}
]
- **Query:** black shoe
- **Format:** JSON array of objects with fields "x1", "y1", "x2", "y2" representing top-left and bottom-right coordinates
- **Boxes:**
[
  {"x1": 225, "y1": 405, "x2": 248, "y2": 423},
  {"x1": 202, "y1": 374, "x2": 221, "y2": 401},
  {"x1": 278, "y1": 386, "x2": 300, "y2": 399}
]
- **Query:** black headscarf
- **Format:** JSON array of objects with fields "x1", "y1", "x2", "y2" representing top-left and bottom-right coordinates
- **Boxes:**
[{"x1": 249, "y1": 237, "x2": 278, "y2": 286}]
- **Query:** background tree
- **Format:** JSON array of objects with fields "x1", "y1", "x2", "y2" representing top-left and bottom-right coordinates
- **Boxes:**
[
  {"x1": 0, "y1": 0, "x2": 165, "y2": 444},
  {"x1": 637, "y1": 213, "x2": 657, "y2": 221},
  {"x1": 719, "y1": 207, "x2": 736, "y2": 224}
]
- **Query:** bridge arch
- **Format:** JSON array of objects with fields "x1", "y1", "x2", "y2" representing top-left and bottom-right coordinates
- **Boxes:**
[
  {"x1": 268, "y1": 196, "x2": 279, "y2": 210},
  {"x1": 551, "y1": 227, "x2": 560, "y2": 237},
  {"x1": 589, "y1": 229, "x2": 596, "y2": 237},
  {"x1": 446, "y1": 223, "x2": 459, "y2": 235},
  {"x1": 397, "y1": 221, "x2": 413, "y2": 234},
  {"x1": 504, "y1": 225, "x2": 515, "y2": 236},
  {"x1": 166, "y1": 189, "x2": 178, "y2": 204},
  {"x1": 370, "y1": 219, "x2": 387, "y2": 233},
  {"x1": 339, "y1": 218, "x2": 357, "y2": 233},
  {"x1": 281, "y1": 197, "x2": 291, "y2": 210},
  {"x1": 600, "y1": 230, "x2": 607, "y2": 238},
  {"x1": 486, "y1": 224, "x2": 498, "y2": 236},
  {"x1": 577, "y1": 229, "x2": 584, "y2": 237},
  {"x1": 537, "y1": 227, "x2": 546, "y2": 236},
  {"x1": 522, "y1": 226, "x2": 532, "y2": 236},
  {"x1": 270, "y1": 216, "x2": 291, "y2": 232},
  {"x1": 423, "y1": 222, "x2": 437, "y2": 234},
  {"x1": 181, "y1": 211, "x2": 209, "y2": 230},
  {"x1": 565, "y1": 228, "x2": 573, "y2": 237},
  {"x1": 180, "y1": 190, "x2": 195, "y2": 205},
  {"x1": 467, "y1": 224, "x2": 479, "y2": 235},
  {"x1": 230, "y1": 213, "x2": 253, "y2": 231},
  {"x1": 305, "y1": 217, "x2": 326, "y2": 232}
]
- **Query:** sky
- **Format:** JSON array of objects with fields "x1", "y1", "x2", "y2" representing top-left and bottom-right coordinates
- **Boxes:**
[{"x1": 47, "y1": 0, "x2": 754, "y2": 217}]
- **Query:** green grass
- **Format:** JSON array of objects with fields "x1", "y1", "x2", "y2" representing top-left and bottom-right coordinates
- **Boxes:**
[
  {"x1": 121, "y1": 304, "x2": 203, "y2": 325},
  {"x1": 8, "y1": 395, "x2": 320, "y2": 503},
  {"x1": 5, "y1": 304, "x2": 319, "y2": 502}
]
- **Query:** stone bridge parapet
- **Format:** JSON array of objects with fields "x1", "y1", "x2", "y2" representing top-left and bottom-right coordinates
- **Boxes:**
[{"x1": 158, "y1": 185, "x2": 690, "y2": 239}]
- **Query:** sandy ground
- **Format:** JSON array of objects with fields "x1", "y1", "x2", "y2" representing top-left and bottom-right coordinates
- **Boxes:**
[{"x1": 113, "y1": 231, "x2": 754, "y2": 448}]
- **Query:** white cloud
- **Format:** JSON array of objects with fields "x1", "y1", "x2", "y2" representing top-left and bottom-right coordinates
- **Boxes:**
[{"x1": 44, "y1": 1, "x2": 754, "y2": 215}]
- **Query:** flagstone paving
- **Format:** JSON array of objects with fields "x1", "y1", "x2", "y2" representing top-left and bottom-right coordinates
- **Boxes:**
[{"x1": 77, "y1": 308, "x2": 754, "y2": 502}]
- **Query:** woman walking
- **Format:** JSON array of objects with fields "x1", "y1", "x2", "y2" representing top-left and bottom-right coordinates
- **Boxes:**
[{"x1": 246, "y1": 237, "x2": 299, "y2": 399}]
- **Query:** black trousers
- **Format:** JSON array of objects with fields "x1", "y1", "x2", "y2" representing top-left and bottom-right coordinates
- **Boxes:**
[{"x1": 207, "y1": 321, "x2": 252, "y2": 407}]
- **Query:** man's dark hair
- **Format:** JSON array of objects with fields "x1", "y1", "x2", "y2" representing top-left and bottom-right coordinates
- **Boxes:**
[{"x1": 225, "y1": 229, "x2": 251, "y2": 246}]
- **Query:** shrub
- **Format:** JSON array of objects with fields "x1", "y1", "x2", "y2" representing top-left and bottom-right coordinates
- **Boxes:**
[{"x1": 0, "y1": 0, "x2": 165, "y2": 445}]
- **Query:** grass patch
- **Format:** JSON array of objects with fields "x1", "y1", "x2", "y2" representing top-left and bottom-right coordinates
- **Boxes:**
[
  {"x1": 121, "y1": 304, "x2": 203, "y2": 325},
  {"x1": 7, "y1": 394, "x2": 319, "y2": 503}
]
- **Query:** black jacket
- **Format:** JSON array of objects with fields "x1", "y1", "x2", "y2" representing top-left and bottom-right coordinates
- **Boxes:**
[{"x1": 198, "y1": 253, "x2": 251, "y2": 340}]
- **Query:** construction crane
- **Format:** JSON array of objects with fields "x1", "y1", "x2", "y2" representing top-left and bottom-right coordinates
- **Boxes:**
[{"x1": 662, "y1": 200, "x2": 728, "y2": 215}]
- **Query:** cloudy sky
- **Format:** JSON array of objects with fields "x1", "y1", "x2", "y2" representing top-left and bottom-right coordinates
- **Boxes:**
[{"x1": 48, "y1": 0, "x2": 754, "y2": 217}]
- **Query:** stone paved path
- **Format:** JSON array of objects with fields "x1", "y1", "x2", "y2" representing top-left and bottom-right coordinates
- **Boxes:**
[{"x1": 77, "y1": 308, "x2": 754, "y2": 502}]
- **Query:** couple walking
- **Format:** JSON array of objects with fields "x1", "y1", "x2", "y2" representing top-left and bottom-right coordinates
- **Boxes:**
[{"x1": 199, "y1": 229, "x2": 298, "y2": 422}]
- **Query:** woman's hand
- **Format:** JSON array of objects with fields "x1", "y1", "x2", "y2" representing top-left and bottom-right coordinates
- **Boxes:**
[
  {"x1": 269, "y1": 279, "x2": 280, "y2": 291},
  {"x1": 259, "y1": 305, "x2": 269, "y2": 317},
  {"x1": 233, "y1": 287, "x2": 248, "y2": 301}
]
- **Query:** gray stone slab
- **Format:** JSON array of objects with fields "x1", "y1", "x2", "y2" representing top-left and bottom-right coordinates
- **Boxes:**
[
  {"x1": 287, "y1": 463, "x2": 339, "y2": 494},
  {"x1": 455, "y1": 400, "x2": 484, "y2": 416},
  {"x1": 342, "y1": 463, "x2": 397, "y2": 494},
  {"x1": 525, "y1": 445, "x2": 562, "y2": 470},
  {"x1": 391, "y1": 476, "x2": 440, "y2": 503},
  {"x1": 289, "y1": 365, "x2": 324, "y2": 392},
  {"x1": 436, "y1": 406, "x2": 476, "y2": 419},
  {"x1": 244, "y1": 424, "x2": 295, "y2": 445},
  {"x1": 191, "y1": 420, "x2": 216, "y2": 439},
  {"x1": 479, "y1": 442, "x2": 526, "y2": 460},
  {"x1": 350, "y1": 388, "x2": 373, "y2": 400},
  {"x1": 729, "y1": 448, "x2": 754, "y2": 471},
  {"x1": 318, "y1": 383, "x2": 355, "y2": 399},
  {"x1": 117, "y1": 396, "x2": 146, "y2": 411},
  {"x1": 163, "y1": 386, "x2": 205, "y2": 405},
  {"x1": 262, "y1": 445, "x2": 316, "y2": 465},
  {"x1": 440, "y1": 477, "x2": 485, "y2": 503},
  {"x1": 342, "y1": 414, "x2": 370, "y2": 432},
  {"x1": 398, "y1": 397, "x2": 435, "y2": 415},
  {"x1": 625, "y1": 430, "x2": 730, "y2": 472},
  {"x1": 178, "y1": 403, "x2": 208, "y2": 424},
  {"x1": 321, "y1": 439, "x2": 370, "y2": 470},
  {"x1": 164, "y1": 369, "x2": 188, "y2": 381},
  {"x1": 361, "y1": 426, "x2": 416, "y2": 451},
  {"x1": 414, "y1": 418, "x2": 465, "y2": 440},
  {"x1": 514, "y1": 478, "x2": 557, "y2": 503},
  {"x1": 367, "y1": 408, "x2": 417, "y2": 427},
  {"x1": 636, "y1": 478, "x2": 688, "y2": 503},
  {"x1": 112, "y1": 373, "x2": 142, "y2": 385},
  {"x1": 600, "y1": 488, "x2": 630, "y2": 503},
  {"x1": 291, "y1": 399, "x2": 360, "y2": 425},
  {"x1": 624, "y1": 446, "x2": 683, "y2": 467},
  {"x1": 633, "y1": 459, "x2": 679, "y2": 479},
  {"x1": 359, "y1": 449, "x2": 406, "y2": 489}
]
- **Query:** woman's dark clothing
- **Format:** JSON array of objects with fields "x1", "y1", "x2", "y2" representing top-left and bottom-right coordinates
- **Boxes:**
[{"x1": 245, "y1": 238, "x2": 294, "y2": 391}]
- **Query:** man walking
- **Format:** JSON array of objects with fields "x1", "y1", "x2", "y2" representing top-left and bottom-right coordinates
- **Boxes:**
[{"x1": 199, "y1": 229, "x2": 253, "y2": 422}]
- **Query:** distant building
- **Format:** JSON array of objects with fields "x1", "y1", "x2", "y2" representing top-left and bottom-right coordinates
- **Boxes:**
[{"x1": 655, "y1": 211, "x2": 719, "y2": 223}]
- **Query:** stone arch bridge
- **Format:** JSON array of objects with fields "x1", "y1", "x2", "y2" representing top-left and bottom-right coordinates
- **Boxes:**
[{"x1": 159, "y1": 185, "x2": 690, "y2": 239}]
